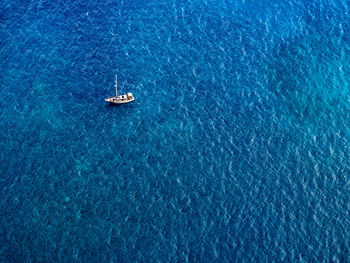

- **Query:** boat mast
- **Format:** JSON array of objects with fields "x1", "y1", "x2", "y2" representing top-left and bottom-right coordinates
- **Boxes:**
[{"x1": 115, "y1": 74, "x2": 118, "y2": 96}]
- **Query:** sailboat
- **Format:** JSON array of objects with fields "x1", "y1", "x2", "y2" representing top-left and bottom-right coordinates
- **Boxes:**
[{"x1": 105, "y1": 74, "x2": 135, "y2": 104}]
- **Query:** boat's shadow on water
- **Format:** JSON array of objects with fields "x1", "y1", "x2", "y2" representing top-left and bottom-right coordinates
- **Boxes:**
[{"x1": 105, "y1": 102, "x2": 140, "y2": 108}]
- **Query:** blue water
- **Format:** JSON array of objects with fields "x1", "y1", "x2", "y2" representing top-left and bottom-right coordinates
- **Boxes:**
[{"x1": 1, "y1": 0, "x2": 350, "y2": 261}]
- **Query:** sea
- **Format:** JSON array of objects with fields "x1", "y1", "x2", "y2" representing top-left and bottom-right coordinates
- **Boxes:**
[{"x1": 1, "y1": 0, "x2": 350, "y2": 262}]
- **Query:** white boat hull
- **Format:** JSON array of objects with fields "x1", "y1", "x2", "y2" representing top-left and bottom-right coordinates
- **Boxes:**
[{"x1": 105, "y1": 96, "x2": 135, "y2": 104}]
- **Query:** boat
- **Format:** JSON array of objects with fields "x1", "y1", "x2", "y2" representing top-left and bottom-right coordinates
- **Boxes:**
[{"x1": 105, "y1": 74, "x2": 135, "y2": 104}]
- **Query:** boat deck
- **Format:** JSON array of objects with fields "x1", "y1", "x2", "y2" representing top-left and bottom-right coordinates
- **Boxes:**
[{"x1": 105, "y1": 94, "x2": 134, "y2": 104}]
